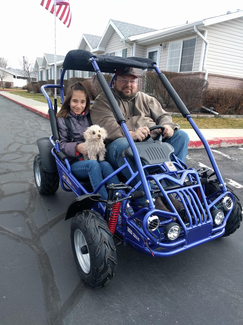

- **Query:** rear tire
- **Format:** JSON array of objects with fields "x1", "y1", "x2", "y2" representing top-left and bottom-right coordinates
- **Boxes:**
[
  {"x1": 33, "y1": 154, "x2": 59, "y2": 195},
  {"x1": 71, "y1": 210, "x2": 117, "y2": 288}
]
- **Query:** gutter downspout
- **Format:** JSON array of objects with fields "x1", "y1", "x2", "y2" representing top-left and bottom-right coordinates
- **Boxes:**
[
  {"x1": 122, "y1": 39, "x2": 134, "y2": 56},
  {"x1": 194, "y1": 25, "x2": 209, "y2": 85}
]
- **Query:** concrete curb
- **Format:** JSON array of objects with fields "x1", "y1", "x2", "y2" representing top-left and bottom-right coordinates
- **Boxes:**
[
  {"x1": 0, "y1": 92, "x2": 49, "y2": 119},
  {"x1": 189, "y1": 137, "x2": 243, "y2": 149}
]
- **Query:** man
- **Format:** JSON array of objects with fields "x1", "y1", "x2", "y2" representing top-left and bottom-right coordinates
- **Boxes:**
[
  {"x1": 90, "y1": 67, "x2": 189, "y2": 210},
  {"x1": 90, "y1": 67, "x2": 189, "y2": 167}
]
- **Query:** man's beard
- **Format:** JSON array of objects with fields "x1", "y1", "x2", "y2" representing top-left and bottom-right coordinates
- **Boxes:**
[{"x1": 116, "y1": 88, "x2": 136, "y2": 100}]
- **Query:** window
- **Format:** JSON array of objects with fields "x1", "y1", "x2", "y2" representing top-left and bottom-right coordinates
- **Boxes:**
[
  {"x1": 167, "y1": 38, "x2": 196, "y2": 72},
  {"x1": 147, "y1": 47, "x2": 160, "y2": 71},
  {"x1": 105, "y1": 49, "x2": 127, "y2": 58}
]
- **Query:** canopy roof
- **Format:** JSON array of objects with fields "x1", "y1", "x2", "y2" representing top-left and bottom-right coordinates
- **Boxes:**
[{"x1": 62, "y1": 49, "x2": 155, "y2": 73}]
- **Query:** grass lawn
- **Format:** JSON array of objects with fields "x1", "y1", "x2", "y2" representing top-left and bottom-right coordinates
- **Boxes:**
[
  {"x1": 6, "y1": 89, "x2": 62, "y2": 107},
  {"x1": 172, "y1": 116, "x2": 243, "y2": 129},
  {"x1": 3, "y1": 89, "x2": 243, "y2": 129}
]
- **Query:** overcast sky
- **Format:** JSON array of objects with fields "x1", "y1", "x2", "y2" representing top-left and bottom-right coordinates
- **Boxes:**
[{"x1": 1, "y1": 0, "x2": 242, "y2": 68}]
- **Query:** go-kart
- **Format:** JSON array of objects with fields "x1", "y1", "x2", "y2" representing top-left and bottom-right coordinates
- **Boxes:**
[{"x1": 34, "y1": 49, "x2": 242, "y2": 288}]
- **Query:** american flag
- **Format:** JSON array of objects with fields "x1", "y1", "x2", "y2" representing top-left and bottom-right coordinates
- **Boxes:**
[{"x1": 40, "y1": 0, "x2": 72, "y2": 28}]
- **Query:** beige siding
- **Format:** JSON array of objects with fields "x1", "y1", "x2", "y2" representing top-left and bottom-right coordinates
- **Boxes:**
[
  {"x1": 134, "y1": 44, "x2": 146, "y2": 57},
  {"x1": 160, "y1": 45, "x2": 168, "y2": 70},
  {"x1": 206, "y1": 17, "x2": 243, "y2": 78},
  {"x1": 3, "y1": 72, "x2": 13, "y2": 82},
  {"x1": 84, "y1": 44, "x2": 90, "y2": 51},
  {"x1": 106, "y1": 31, "x2": 131, "y2": 56}
]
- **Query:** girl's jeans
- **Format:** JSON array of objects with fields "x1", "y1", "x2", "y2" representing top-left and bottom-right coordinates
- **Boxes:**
[{"x1": 71, "y1": 160, "x2": 120, "y2": 200}]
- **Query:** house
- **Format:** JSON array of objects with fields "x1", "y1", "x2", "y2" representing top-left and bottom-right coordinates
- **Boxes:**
[
  {"x1": 34, "y1": 53, "x2": 65, "y2": 82},
  {"x1": 0, "y1": 67, "x2": 36, "y2": 88},
  {"x1": 36, "y1": 10, "x2": 243, "y2": 89}
]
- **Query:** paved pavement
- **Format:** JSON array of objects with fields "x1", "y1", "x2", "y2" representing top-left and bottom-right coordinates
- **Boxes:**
[{"x1": 1, "y1": 91, "x2": 243, "y2": 149}]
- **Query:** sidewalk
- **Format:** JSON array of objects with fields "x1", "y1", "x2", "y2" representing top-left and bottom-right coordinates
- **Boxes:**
[{"x1": 1, "y1": 91, "x2": 243, "y2": 149}]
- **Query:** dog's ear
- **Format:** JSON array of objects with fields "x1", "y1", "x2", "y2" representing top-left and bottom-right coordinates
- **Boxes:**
[{"x1": 100, "y1": 127, "x2": 107, "y2": 139}]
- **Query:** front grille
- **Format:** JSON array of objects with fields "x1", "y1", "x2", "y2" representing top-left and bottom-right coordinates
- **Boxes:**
[{"x1": 171, "y1": 186, "x2": 208, "y2": 227}]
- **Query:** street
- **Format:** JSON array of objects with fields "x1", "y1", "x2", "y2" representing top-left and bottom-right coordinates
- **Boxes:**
[{"x1": 0, "y1": 96, "x2": 243, "y2": 325}]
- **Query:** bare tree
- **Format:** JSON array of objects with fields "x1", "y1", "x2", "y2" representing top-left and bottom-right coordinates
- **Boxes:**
[
  {"x1": 0, "y1": 57, "x2": 8, "y2": 88},
  {"x1": 22, "y1": 56, "x2": 33, "y2": 84}
]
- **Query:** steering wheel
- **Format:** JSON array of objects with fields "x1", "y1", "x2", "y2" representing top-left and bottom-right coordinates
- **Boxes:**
[{"x1": 144, "y1": 125, "x2": 165, "y2": 141}]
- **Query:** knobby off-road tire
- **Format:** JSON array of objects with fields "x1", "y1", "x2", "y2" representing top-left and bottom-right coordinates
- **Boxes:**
[
  {"x1": 33, "y1": 154, "x2": 59, "y2": 195},
  {"x1": 206, "y1": 182, "x2": 242, "y2": 237},
  {"x1": 71, "y1": 210, "x2": 117, "y2": 288}
]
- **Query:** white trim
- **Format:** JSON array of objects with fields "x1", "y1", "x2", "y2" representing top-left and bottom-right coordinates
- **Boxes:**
[{"x1": 146, "y1": 46, "x2": 161, "y2": 65}]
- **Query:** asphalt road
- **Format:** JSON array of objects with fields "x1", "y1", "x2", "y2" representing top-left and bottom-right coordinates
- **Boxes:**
[{"x1": 0, "y1": 96, "x2": 243, "y2": 325}]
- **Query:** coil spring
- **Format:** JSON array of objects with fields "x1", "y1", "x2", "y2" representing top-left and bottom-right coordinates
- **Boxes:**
[{"x1": 108, "y1": 202, "x2": 121, "y2": 234}]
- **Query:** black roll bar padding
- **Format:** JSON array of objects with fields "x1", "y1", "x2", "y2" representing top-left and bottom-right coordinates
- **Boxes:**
[
  {"x1": 96, "y1": 72, "x2": 126, "y2": 125},
  {"x1": 48, "y1": 109, "x2": 60, "y2": 141},
  {"x1": 157, "y1": 72, "x2": 190, "y2": 118}
]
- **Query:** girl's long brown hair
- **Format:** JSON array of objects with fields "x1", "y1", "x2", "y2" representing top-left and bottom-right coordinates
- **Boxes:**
[{"x1": 56, "y1": 82, "x2": 91, "y2": 118}]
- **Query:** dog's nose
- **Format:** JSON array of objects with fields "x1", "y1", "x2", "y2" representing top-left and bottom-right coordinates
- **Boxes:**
[{"x1": 98, "y1": 134, "x2": 101, "y2": 138}]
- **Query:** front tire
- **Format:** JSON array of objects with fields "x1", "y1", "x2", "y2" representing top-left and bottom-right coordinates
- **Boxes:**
[
  {"x1": 33, "y1": 154, "x2": 59, "y2": 195},
  {"x1": 205, "y1": 181, "x2": 242, "y2": 236},
  {"x1": 223, "y1": 193, "x2": 242, "y2": 237},
  {"x1": 71, "y1": 210, "x2": 117, "y2": 288}
]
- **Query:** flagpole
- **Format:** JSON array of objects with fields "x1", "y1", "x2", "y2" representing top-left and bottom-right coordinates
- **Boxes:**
[{"x1": 54, "y1": 0, "x2": 57, "y2": 113}]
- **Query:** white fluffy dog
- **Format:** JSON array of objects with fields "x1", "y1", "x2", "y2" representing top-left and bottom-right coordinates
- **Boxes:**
[{"x1": 83, "y1": 125, "x2": 107, "y2": 161}]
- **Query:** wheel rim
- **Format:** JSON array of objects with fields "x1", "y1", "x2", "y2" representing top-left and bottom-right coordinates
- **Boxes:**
[
  {"x1": 34, "y1": 162, "x2": 41, "y2": 187},
  {"x1": 74, "y1": 229, "x2": 90, "y2": 274}
]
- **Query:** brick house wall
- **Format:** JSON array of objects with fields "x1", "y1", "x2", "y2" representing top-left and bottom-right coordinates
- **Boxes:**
[{"x1": 178, "y1": 72, "x2": 243, "y2": 90}]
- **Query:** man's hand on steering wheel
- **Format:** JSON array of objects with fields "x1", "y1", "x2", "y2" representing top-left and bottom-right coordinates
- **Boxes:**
[
  {"x1": 130, "y1": 126, "x2": 150, "y2": 141},
  {"x1": 160, "y1": 125, "x2": 174, "y2": 139}
]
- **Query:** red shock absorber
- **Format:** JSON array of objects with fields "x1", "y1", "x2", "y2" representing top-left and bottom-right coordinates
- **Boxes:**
[{"x1": 108, "y1": 202, "x2": 121, "y2": 234}]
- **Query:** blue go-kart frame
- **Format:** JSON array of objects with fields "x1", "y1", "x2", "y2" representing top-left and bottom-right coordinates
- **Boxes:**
[{"x1": 34, "y1": 49, "x2": 242, "y2": 287}]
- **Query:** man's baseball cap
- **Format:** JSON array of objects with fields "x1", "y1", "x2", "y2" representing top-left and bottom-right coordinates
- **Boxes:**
[{"x1": 115, "y1": 67, "x2": 138, "y2": 78}]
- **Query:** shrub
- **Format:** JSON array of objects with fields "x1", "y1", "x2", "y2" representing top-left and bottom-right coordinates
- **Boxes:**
[
  {"x1": 81, "y1": 79, "x2": 93, "y2": 100},
  {"x1": 67, "y1": 77, "x2": 85, "y2": 88},
  {"x1": 38, "y1": 81, "x2": 47, "y2": 91},
  {"x1": 142, "y1": 71, "x2": 205, "y2": 110},
  {"x1": 32, "y1": 82, "x2": 39, "y2": 93},
  {"x1": 25, "y1": 82, "x2": 33, "y2": 92},
  {"x1": 91, "y1": 74, "x2": 112, "y2": 99},
  {"x1": 171, "y1": 76, "x2": 207, "y2": 110},
  {"x1": 203, "y1": 88, "x2": 243, "y2": 115},
  {"x1": 5, "y1": 82, "x2": 12, "y2": 88}
]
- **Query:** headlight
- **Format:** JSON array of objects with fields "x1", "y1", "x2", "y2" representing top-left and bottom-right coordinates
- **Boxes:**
[
  {"x1": 211, "y1": 209, "x2": 225, "y2": 226},
  {"x1": 165, "y1": 222, "x2": 181, "y2": 241},
  {"x1": 148, "y1": 215, "x2": 160, "y2": 232},
  {"x1": 221, "y1": 196, "x2": 233, "y2": 211}
]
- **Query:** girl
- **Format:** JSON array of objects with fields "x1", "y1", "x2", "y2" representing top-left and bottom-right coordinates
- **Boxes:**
[{"x1": 56, "y1": 82, "x2": 119, "y2": 201}]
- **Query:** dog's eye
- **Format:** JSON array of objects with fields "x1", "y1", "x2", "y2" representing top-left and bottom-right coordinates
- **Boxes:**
[{"x1": 92, "y1": 131, "x2": 95, "y2": 135}]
